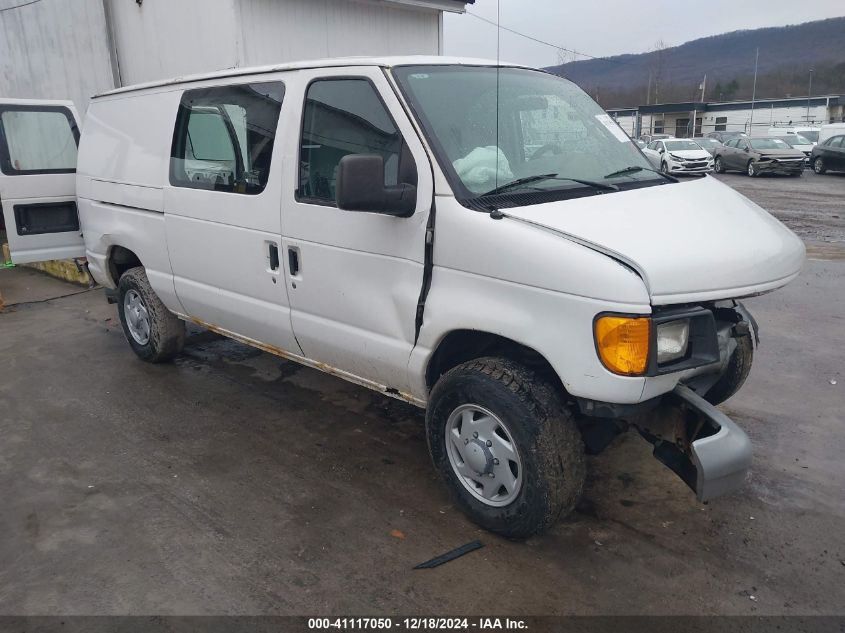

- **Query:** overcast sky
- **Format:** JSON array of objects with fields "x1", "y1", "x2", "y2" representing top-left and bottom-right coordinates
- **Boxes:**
[{"x1": 444, "y1": 1, "x2": 845, "y2": 68}]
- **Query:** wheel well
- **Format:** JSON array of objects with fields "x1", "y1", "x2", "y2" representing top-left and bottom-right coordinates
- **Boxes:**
[
  {"x1": 426, "y1": 330, "x2": 564, "y2": 395},
  {"x1": 107, "y1": 246, "x2": 142, "y2": 285}
]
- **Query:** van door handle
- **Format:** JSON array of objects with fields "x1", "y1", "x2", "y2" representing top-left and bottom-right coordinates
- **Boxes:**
[
  {"x1": 268, "y1": 243, "x2": 279, "y2": 271},
  {"x1": 288, "y1": 247, "x2": 300, "y2": 276}
]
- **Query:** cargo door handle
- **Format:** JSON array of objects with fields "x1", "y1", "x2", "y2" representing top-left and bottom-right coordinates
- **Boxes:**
[
  {"x1": 288, "y1": 247, "x2": 300, "y2": 276},
  {"x1": 268, "y1": 243, "x2": 280, "y2": 271}
]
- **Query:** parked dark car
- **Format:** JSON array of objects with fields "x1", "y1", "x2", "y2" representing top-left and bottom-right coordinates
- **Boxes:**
[
  {"x1": 707, "y1": 131, "x2": 747, "y2": 143},
  {"x1": 693, "y1": 137, "x2": 723, "y2": 156},
  {"x1": 810, "y1": 135, "x2": 845, "y2": 175},
  {"x1": 713, "y1": 137, "x2": 806, "y2": 177}
]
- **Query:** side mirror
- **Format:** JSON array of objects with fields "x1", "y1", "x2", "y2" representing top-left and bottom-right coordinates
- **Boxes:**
[
  {"x1": 743, "y1": 146, "x2": 750, "y2": 152},
  {"x1": 336, "y1": 154, "x2": 416, "y2": 217},
  {"x1": 658, "y1": 148, "x2": 665, "y2": 154}
]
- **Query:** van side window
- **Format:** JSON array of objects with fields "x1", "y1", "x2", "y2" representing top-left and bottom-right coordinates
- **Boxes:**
[
  {"x1": 0, "y1": 107, "x2": 78, "y2": 175},
  {"x1": 170, "y1": 82, "x2": 284, "y2": 195},
  {"x1": 298, "y1": 78, "x2": 416, "y2": 204}
]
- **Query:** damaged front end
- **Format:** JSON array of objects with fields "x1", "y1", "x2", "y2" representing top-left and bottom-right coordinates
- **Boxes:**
[
  {"x1": 631, "y1": 385, "x2": 752, "y2": 501},
  {"x1": 578, "y1": 301, "x2": 757, "y2": 501}
]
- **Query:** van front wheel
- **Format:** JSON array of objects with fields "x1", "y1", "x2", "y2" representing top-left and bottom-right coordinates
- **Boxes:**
[
  {"x1": 426, "y1": 357, "x2": 585, "y2": 539},
  {"x1": 117, "y1": 266, "x2": 185, "y2": 363}
]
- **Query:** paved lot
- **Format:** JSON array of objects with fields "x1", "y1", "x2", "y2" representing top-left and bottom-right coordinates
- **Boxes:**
[
  {"x1": 1, "y1": 174, "x2": 844, "y2": 616},
  {"x1": 713, "y1": 170, "x2": 845, "y2": 254}
]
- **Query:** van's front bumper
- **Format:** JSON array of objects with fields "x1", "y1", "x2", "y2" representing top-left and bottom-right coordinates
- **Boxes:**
[{"x1": 633, "y1": 384, "x2": 752, "y2": 501}]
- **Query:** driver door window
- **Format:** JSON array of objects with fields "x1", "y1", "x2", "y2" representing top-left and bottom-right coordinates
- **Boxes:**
[{"x1": 298, "y1": 78, "x2": 416, "y2": 205}]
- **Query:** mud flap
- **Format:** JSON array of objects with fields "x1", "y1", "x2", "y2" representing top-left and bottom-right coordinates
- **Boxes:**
[{"x1": 635, "y1": 385, "x2": 752, "y2": 501}]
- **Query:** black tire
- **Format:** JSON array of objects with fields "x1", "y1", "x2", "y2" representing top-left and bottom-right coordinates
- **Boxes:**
[
  {"x1": 117, "y1": 266, "x2": 185, "y2": 363},
  {"x1": 426, "y1": 357, "x2": 585, "y2": 539},
  {"x1": 747, "y1": 160, "x2": 758, "y2": 177},
  {"x1": 703, "y1": 335, "x2": 754, "y2": 406},
  {"x1": 813, "y1": 157, "x2": 827, "y2": 174},
  {"x1": 660, "y1": 161, "x2": 670, "y2": 175},
  {"x1": 714, "y1": 156, "x2": 725, "y2": 173}
]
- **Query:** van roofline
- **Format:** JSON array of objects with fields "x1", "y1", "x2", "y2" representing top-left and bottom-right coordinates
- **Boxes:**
[{"x1": 93, "y1": 56, "x2": 529, "y2": 100}]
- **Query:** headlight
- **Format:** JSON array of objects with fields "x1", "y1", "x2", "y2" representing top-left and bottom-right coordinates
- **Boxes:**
[
  {"x1": 594, "y1": 316, "x2": 650, "y2": 376},
  {"x1": 656, "y1": 319, "x2": 690, "y2": 364},
  {"x1": 669, "y1": 154, "x2": 684, "y2": 161}
]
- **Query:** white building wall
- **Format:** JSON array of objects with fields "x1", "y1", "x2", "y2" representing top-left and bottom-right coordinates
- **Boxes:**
[
  {"x1": 0, "y1": 0, "x2": 115, "y2": 113},
  {"x1": 2, "y1": 0, "x2": 444, "y2": 112},
  {"x1": 107, "y1": 0, "x2": 241, "y2": 87},
  {"x1": 702, "y1": 103, "x2": 830, "y2": 134},
  {"x1": 236, "y1": 0, "x2": 441, "y2": 65},
  {"x1": 106, "y1": 0, "x2": 441, "y2": 88}
]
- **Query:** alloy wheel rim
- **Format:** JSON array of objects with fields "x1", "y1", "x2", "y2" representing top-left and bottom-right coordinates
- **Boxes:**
[
  {"x1": 123, "y1": 289, "x2": 151, "y2": 345},
  {"x1": 445, "y1": 404, "x2": 523, "y2": 507},
  {"x1": 748, "y1": 162, "x2": 755, "y2": 176},
  {"x1": 815, "y1": 158, "x2": 823, "y2": 173}
]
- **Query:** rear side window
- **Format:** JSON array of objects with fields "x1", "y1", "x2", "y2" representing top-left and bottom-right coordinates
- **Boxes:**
[
  {"x1": 829, "y1": 136, "x2": 844, "y2": 148},
  {"x1": 298, "y1": 78, "x2": 415, "y2": 204},
  {"x1": 0, "y1": 106, "x2": 78, "y2": 175},
  {"x1": 170, "y1": 82, "x2": 284, "y2": 195}
]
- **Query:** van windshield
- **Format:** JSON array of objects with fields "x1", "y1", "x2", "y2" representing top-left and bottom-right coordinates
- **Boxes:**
[{"x1": 392, "y1": 66, "x2": 661, "y2": 203}]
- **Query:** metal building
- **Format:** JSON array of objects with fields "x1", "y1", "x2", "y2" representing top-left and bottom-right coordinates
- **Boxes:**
[
  {"x1": 0, "y1": 0, "x2": 472, "y2": 112},
  {"x1": 609, "y1": 95, "x2": 845, "y2": 138}
]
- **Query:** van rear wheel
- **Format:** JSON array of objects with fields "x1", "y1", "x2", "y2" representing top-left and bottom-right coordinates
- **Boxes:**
[
  {"x1": 117, "y1": 267, "x2": 185, "y2": 363},
  {"x1": 426, "y1": 357, "x2": 585, "y2": 539}
]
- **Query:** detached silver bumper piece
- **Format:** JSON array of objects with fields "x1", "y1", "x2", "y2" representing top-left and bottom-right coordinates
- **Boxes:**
[{"x1": 634, "y1": 385, "x2": 752, "y2": 502}]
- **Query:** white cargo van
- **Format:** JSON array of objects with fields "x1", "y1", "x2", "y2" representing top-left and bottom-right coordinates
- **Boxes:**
[
  {"x1": 818, "y1": 122, "x2": 845, "y2": 145},
  {"x1": 767, "y1": 126, "x2": 820, "y2": 144},
  {"x1": 0, "y1": 58, "x2": 805, "y2": 537}
]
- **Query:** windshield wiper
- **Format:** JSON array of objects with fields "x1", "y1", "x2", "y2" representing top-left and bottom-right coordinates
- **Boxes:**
[
  {"x1": 481, "y1": 173, "x2": 618, "y2": 197},
  {"x1": 603, "y1": 165, "x2": 678, "y2": 182}
]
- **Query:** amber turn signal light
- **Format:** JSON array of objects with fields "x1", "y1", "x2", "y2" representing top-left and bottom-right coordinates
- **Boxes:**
[{"x1": 594, "y1": 316, "x2": 651, "y2": 376}]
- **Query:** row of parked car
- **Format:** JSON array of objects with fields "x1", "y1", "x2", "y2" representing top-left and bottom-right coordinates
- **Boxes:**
[{"x1": 633, "y1": 124, "x2": 845, "y2": 178}]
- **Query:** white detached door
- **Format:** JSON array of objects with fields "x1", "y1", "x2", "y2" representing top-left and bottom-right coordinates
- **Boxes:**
[{"x1": 0, "y1": 100, "x2": 85, "y2": 263}]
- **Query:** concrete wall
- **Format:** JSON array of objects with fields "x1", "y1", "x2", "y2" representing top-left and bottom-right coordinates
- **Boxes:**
[{"x1": 0, "y1": 0, "x2": 116, "y2": 113}]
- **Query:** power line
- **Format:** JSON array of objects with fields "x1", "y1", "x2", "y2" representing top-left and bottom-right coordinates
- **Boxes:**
[
  {"x1": 0, "y1": 0, "x2": 43, "y2": 13},
  {"x1": 466, "y1": 10, "x2": 626, "y2": 65}
]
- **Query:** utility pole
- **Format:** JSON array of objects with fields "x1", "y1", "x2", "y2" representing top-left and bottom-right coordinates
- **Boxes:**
[
  {"x1": 749, "y1": 47, "x2": 759, "y2": 132},
  {"x1": 807, "y1": 68, "x2": 815, "y2": 123}
]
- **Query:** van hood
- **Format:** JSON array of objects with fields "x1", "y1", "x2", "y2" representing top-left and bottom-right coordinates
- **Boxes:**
[{"x1": 502, "y1": 176, "x2": 805, "y2": 305}]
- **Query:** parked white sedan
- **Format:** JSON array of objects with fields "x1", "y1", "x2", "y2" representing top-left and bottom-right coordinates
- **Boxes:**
[{"x1": 643, "y1": 139, "x2": 714, "y2": 176}]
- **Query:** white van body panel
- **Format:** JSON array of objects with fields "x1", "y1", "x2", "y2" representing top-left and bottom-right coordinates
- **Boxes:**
[
  {"x1": 819, "y1": 122, "x2": 845, "y2": 144},
  {"x1": 279, "y1": 66, "x2": 435, "y2": 393},
  {"x1": 76, "y1": 91, "x2": 184, "y2": 313},
  {"x1": 0, "y1": 99, "x2": 85, "y2": 263},
  {"x1": 407, "y1": 195, "x2": 651, "y2": 403},
  {"x1": 502, "y1": 177, "x2": 805, "y2": 305}
]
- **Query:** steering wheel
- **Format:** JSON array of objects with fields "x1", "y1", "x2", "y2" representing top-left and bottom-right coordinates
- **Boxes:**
[{"x1": 529, "y1": 143, "x2": 563, "y2": 161}]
